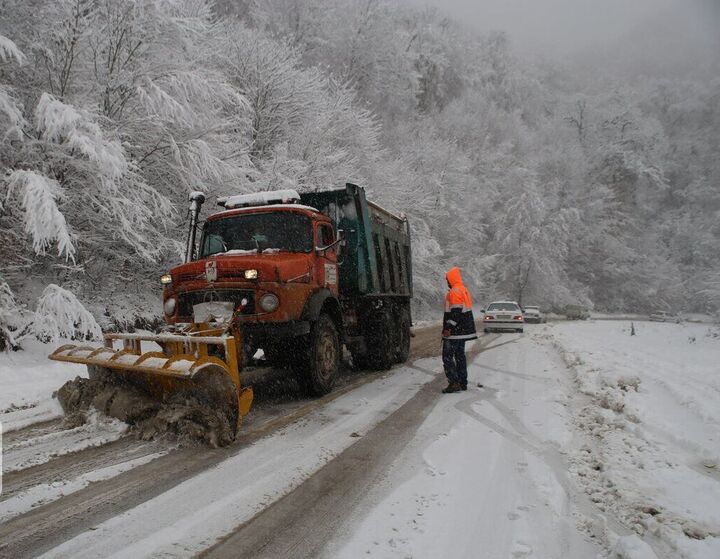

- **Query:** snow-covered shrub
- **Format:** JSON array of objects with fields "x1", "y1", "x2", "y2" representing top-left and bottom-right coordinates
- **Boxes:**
[
  {"x1": 0, "y1": 280, "x2": 19, "y2": 349},
  {"x1": 33, "y1": 284, "x2": 102, "y2": 342},
  {"x1": 0, "y1": 279, "x2": 32, "y2": 350},
  {"x1": 0, "y1": 33, "x2": 25, "y2": 64}
]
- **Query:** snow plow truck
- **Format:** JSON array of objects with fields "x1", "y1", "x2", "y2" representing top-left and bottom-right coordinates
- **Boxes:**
[{"x1": 49, "y1": 183, "x2": 413, "y2": 435}]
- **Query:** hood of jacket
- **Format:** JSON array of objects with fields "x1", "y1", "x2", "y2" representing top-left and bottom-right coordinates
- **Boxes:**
[{"x1": 446, "y1": 267, "x2": 464, "y2": 288}]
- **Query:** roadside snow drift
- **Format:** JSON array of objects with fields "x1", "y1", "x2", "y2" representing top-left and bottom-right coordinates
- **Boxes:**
[{"x1": 552, "y1": 321, "x2": 720, "y2": 559}]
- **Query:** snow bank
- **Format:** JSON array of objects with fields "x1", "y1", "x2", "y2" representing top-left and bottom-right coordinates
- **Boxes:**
[
  {"x1": 0, "y1": 338, "x2": 89, "y2": 431},
  {"x1": 612, "y1": 535, "x2": 658, "y2": 559},
  {"x1": 552, "y1": 321, "x2": 720, "y2": 559}
]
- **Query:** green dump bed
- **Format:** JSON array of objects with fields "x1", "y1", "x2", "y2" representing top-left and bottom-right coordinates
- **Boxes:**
[{"x1": 301, "y1": 184, "x2": 412, "y2": 300}]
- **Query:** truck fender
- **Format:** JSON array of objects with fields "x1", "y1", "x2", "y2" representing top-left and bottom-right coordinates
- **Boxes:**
[{"x1": 301, "y1": 289, "x2": 342, "y2": 332}]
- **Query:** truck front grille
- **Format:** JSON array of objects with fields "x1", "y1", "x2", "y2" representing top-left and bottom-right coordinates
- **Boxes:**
[{"x1": 177, "y1": 289, "x2": 255, "y2": 317}]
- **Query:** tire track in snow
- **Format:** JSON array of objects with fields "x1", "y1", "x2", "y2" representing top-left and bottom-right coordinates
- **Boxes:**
[
  {"x1": 199, "y1": 335, "x2": 500, "y2": 559},
  {"x1": 2, "y1": 419, "x2": 64, "y2": 446},
  {"x1": 2, "y1": 413, "x2": 129, "y2": 474},
  {"x1": 0, "y1": 437, "x2": 164, "y2": 505},
  {"x1": 0, "y1": 326, "x2": 457, "y2": 558},
  {"x1": 453, "y1": 348, "x2": 670, "y2": 559}
]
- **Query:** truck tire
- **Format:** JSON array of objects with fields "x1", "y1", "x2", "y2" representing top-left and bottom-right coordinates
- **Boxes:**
[
  {"x1": 296, "y1": 313, "x2": 339, "y2": 396},
  {"x1": 395, "y1": 307, "x2": 411, "y2": 364},
  {"x1": 366, "y1": 309, "x2": 394, "y2": 370}
]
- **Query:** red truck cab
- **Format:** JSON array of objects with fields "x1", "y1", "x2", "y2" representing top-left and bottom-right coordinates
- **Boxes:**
[{"x1": 160, "y1": 185, "x2": 411, "y2": 396}]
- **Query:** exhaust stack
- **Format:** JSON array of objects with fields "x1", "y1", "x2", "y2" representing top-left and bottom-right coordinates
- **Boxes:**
[{"x1": 185, "y1": 191, "x2": 206, "y2": 263}]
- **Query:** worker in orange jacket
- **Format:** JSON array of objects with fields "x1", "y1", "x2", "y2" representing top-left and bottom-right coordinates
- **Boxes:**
[{"x1": 441, "y1": 267, "x2": 478, "y2": 393}]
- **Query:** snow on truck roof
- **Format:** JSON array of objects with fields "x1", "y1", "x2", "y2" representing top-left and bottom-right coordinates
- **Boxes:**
[
  {"x1": 218, "y1": 189, "x2": 302, "y2": 209},
  {"x1": 210, "y1": 204, "x2": 321, "y2": 220}
]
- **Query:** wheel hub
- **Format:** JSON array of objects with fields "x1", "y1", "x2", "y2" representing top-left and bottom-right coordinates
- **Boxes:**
[{"x1": 316, "y1": 331, "x2": 336, "y2": 380}]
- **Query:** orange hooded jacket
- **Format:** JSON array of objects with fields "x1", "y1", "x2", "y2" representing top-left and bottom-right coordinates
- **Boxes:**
[{"x1": 443, "y1": 267, "x2": 478, "y2": 340}]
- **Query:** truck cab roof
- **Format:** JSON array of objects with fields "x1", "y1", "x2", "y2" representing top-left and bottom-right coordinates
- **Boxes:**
[{"x1": 208, "y1": 204, "x2": 325, "y2": 222}]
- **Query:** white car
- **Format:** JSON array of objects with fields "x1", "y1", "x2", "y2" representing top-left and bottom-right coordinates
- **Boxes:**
[
  {"x1": 523, "y1": 306, "x2": 545, "y2": 323},
  {"x1": 482, "y1": 301, "x2": 524, "y2": 333}
]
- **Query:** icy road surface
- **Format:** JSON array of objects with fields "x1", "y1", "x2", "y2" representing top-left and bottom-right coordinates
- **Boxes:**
[{"x1": 1, "y1": 321, "x2": 718, "y2": 558}]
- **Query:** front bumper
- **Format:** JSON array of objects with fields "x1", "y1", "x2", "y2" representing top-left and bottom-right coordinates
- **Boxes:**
[
  {"x1": 242, "y1": 320, "x2": 311, "y2": 338},
  {"x1": 484, "y1": 320, "x2": 524, "y2": 330}
]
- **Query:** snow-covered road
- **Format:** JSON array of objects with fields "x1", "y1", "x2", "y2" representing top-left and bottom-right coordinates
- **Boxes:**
[
  {"x1": 1, "y1": 321, "x2": 718, "y2": 558},
  {"x1": 324, "y1": 332, "x2": 605, "y2": 559}
]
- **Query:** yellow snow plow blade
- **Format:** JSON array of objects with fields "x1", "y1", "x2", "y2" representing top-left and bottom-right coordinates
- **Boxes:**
[{"x1": 49, "y1": 330, "x2": 254, "y2": 432}]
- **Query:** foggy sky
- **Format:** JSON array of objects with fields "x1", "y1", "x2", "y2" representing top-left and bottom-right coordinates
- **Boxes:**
[{"x1": 405, "y1": 0, "x2": 720, "y2": 75}]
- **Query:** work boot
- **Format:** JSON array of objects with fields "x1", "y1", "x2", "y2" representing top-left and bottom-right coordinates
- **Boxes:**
[{"x1": 442, "y1": 382, "x2": 462, "y2": 394}]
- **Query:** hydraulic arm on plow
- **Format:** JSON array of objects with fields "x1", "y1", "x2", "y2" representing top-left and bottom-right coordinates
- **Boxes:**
[{"x1": 49, "y1": 325, "x2": 254, "y2": 432}]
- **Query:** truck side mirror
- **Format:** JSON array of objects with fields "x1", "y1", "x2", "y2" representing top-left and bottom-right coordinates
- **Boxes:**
[
  {"x1": 315, "y1": 238, "x2": 343, "y2": 253},
  {"x1": 317, "y1": 227, "x2": 352, "y2": 254}
]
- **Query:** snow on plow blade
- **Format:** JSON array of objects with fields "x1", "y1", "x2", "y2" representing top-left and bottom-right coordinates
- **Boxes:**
[{"x1": 49, "y1": 331, "x2": 254, "y2": 433}]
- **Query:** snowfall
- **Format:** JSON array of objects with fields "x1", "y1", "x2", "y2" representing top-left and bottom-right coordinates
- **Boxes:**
[{"x1": 1, "y1": 319, "x2": 719, "y2": 559}]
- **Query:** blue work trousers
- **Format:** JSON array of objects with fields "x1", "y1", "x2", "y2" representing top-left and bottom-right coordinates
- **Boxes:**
[{"x1": 442, "y1": 339, "x2": 467, "y2": 386}]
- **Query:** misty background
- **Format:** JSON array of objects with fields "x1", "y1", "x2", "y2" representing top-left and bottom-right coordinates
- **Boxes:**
[
  {"x1": 406, "y1": 0, "x2": 720, "y2": 75},
  {"x1": 1, "y1": 0, "x2": 720, "y2": 345}
]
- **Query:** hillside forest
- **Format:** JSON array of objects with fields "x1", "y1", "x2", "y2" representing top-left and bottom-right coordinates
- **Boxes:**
[{"x1": 1, "y1": 0, "x2": 719, "y2": 345}]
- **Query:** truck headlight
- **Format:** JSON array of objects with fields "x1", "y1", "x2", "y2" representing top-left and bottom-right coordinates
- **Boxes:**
[
  {"x1": 244, "y1": 269, "x2": 258, "y2": 280},
  {"x1": 160, "y1": 274, "x2": 172, "y2": 285},
  {"x1": 164, "y1": 297, "x2": 177, "y2": 315},
  {"x1": 259, "y1": 293, "x2": 279, "y2": 312}
]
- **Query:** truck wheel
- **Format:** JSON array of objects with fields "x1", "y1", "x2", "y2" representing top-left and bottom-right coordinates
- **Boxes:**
[
  {"x1": 297, "y1": 313, "x2": 339, "y2": 396},
  {"x1": 395, "y1": 307, "x2": 411, "y2": 364},
  {"x1": 367, "y1": 309, "x2": 394, "y2": 370}
]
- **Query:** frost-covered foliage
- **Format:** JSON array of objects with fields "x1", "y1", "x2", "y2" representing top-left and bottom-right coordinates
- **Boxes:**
[
  {"x1": 0, "y1": 279, "x2": 25, "y2": 350},
  {"x1": 211, "y1": 24, "x2": 380, "y2": 193},
  {"x1": 35, "y1": 93, "x2": 127, "y2": 179},
  {"x1": 33, "y1": 284, "x2": 102, "y2": 342},
  {"x1": 3, "y1": 170, "x2": 75, "y2": 259},
  {"x1": 0, "y1": 33, "x2": 24, "y2": 64},
  {"x1": 0, "y1": 0, "x2": 719, "y2": 336}
]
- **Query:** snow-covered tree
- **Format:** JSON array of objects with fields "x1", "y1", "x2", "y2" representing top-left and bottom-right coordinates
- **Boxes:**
[
  {"x1": 215, "y1": 23, "x2": 381, "y2": 193},
  {"x1": 3, "y1": 170, "x2": 74, "y2": 259},
  {"x1": 1, "y1": 0, "x2": 719, "y2": 331}
]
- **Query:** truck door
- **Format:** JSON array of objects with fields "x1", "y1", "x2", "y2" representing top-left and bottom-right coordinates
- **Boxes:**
[{"x1": 316, "y1": 223, "x2": 338, "y2": 295}]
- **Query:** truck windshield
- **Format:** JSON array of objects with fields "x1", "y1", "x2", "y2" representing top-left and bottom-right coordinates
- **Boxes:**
[{"x1": 200, "y1": 212, "x2": 313, "y2": 257}]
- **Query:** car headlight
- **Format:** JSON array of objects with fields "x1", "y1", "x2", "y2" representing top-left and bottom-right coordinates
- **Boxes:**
[
  {"x1": 259, "y1": 293, "x2": 279, "y2": 312},
  {"x1": 244, "y1": 269, "x2": 258, "y2": 280},
  {"x1": 164, "y1": 297, "x2": 177, "y2": 316},
  {"x1": 160, "y1": 274, "x2": 172, "y2": 285}
]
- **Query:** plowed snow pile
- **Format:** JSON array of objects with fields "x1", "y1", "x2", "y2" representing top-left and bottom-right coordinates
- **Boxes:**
[
  {"x1": 551, "y1": 320, "x2": 720, "y2": 559},
  {"x1": 56, "y1": 376, "x2": 235, "y2": 447}
]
